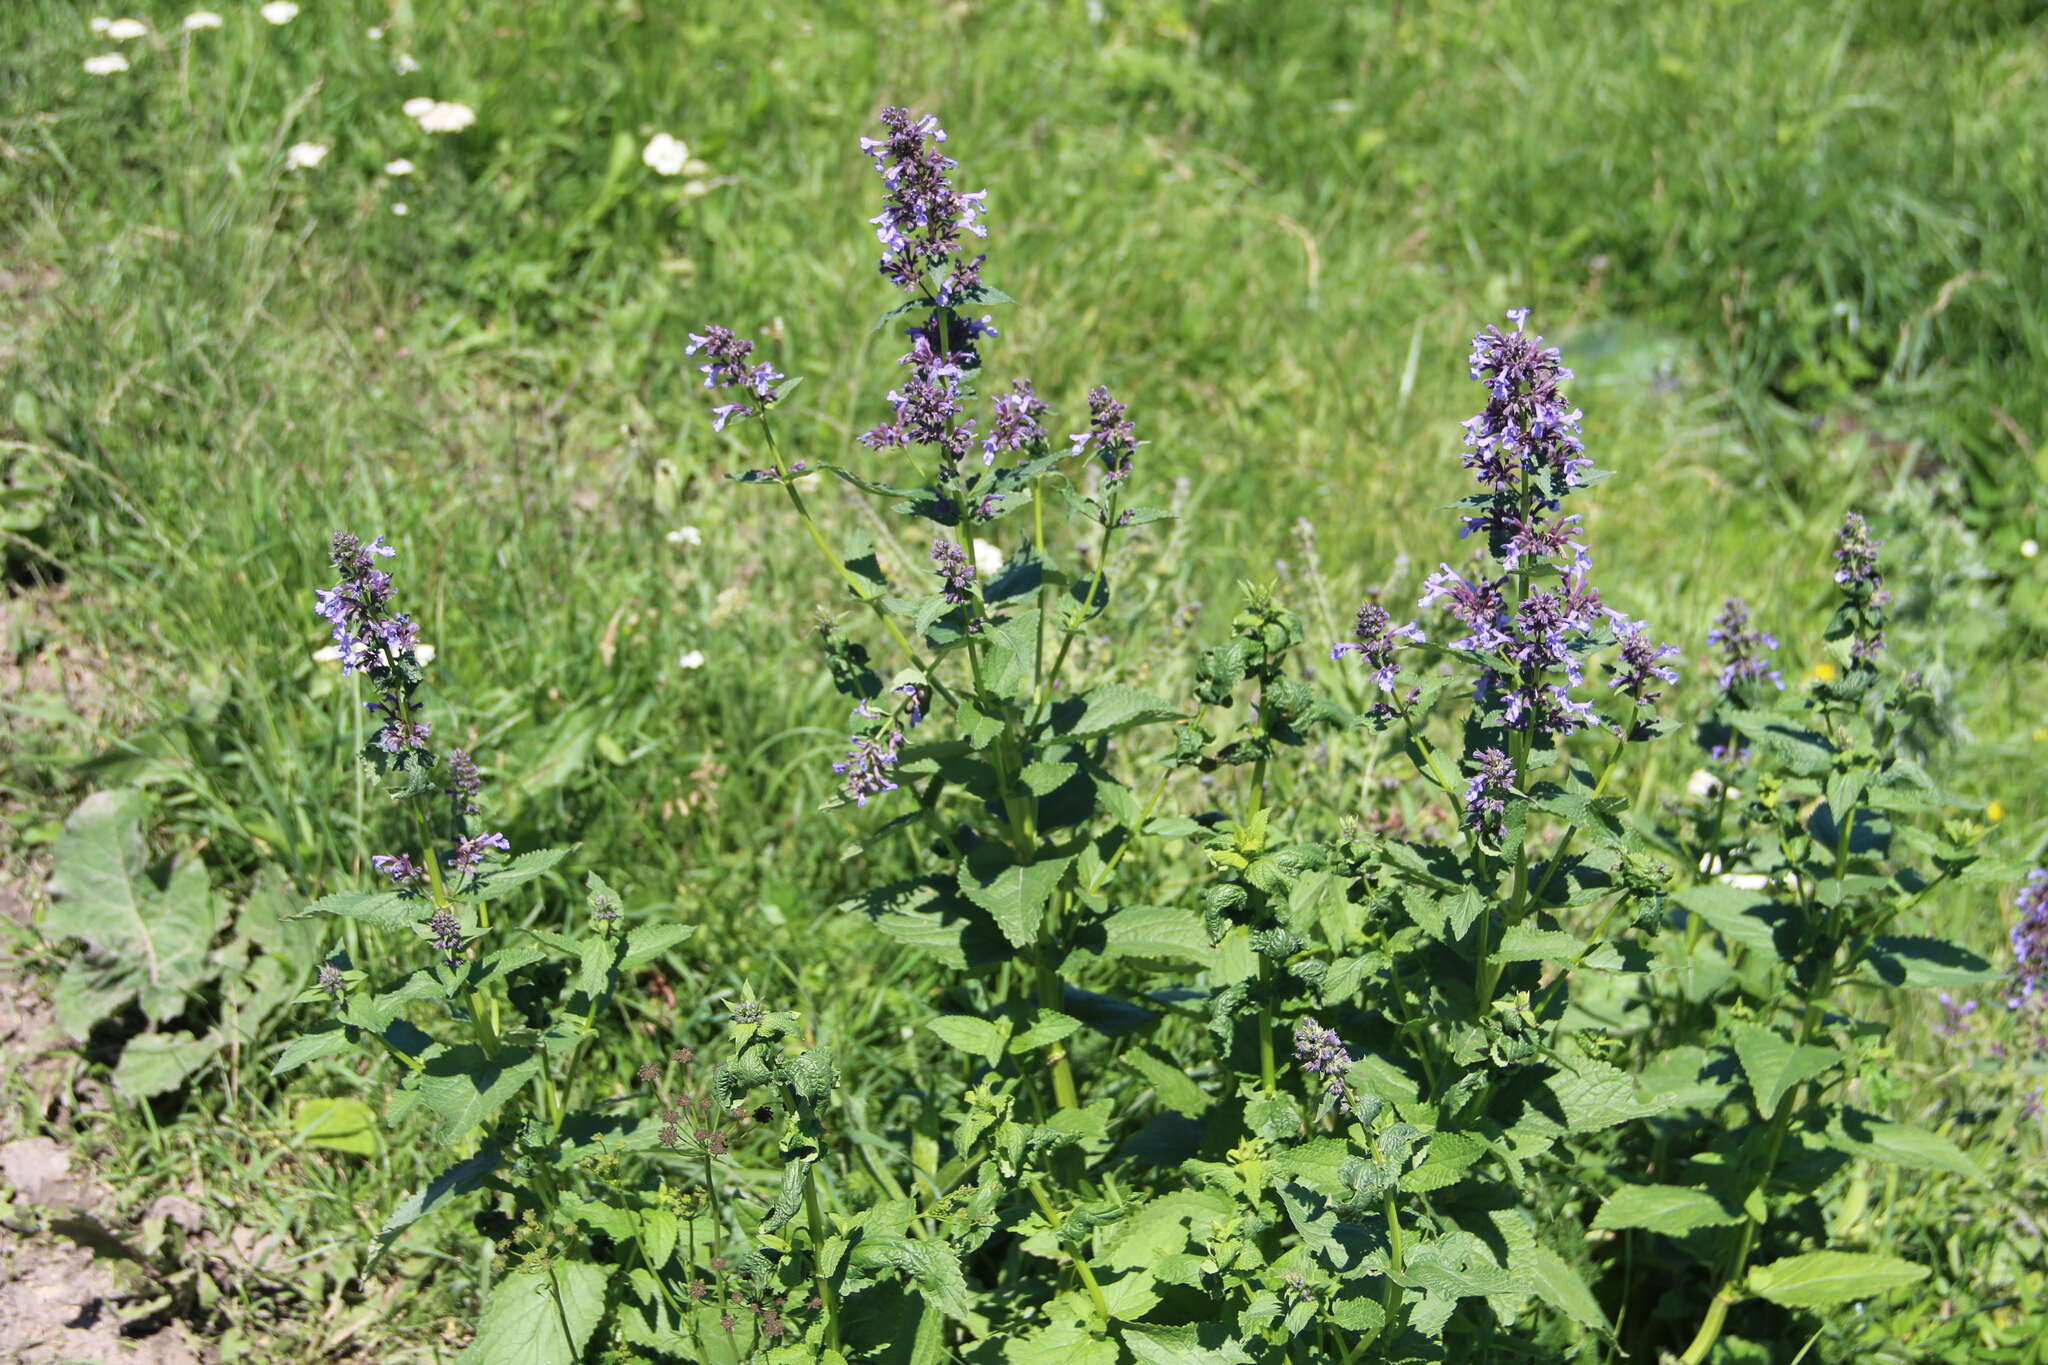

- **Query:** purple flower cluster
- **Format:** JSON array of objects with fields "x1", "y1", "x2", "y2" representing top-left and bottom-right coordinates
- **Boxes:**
[
  {"x1": 1463, "y1": 747, "x2": 1516, "y2": 840},
  {"x1": 372, "y1": 852, "x2": 425, "y2": 887},
  {"x1": 1708, "y1": 597, "x2": 1783, "y2": 693},
  {"x1": 1403, "y1": 312, "x2": 1675, "y2": 742},
  {"x1": 1330, "y1": 600, "x2": 1425, "y2": 691},
  {"x1": 1832, "y1": 511, "x2": 1890, "y2": 662},
  {"x1": 834, "y1": 701, "x2": 906, "y2": 807},
  {"x1": 932, "y1": 539, "x2": 975, "y2": 605},
  {"x1": 446, "y1": 747, "x2": 481, "y2": 817},
  {"x1": 1070, "y1": 386, "x2": 1140, "y2": 488},
  {"x1": 2008, "y1": 867, "x2": 2048, "y2": 1014},
  {"x1": 861, "y1": 106, "x2": 989, "y2": 302},
  {"x1": 314, "y1": 533, "x2": 406, "y2": 676},
  {"x1": 427, "y1": 906, "x2": 464, "y2": 968},
  {"x1": 686, "y1": 325, "x2": 783, "y2": 432},
  {"x1": 1293, "y1": 1016, "x2": 1354, "y2": 1111},
  {"x1": 984, "y1": 379, "x2": 1048, "y2": 464},
  {"x1": 449, "y1": 831, "x2": 511, "y2": 875},
  {"x1": 859, "y1": 331, "x2": 977, "y2": 473}
]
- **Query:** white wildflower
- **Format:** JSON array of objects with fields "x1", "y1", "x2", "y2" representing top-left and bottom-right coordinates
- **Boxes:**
[
  {"x1": 972, "y1": 538, "x2": 1003, "y2": 578},
  {"x1": 413, "y1": 101, "x2": 475, "y2": 133},
  {"x1": 1718, "y1": 873, "x2": 1772, "y2": 892},
  {"x1": 182, "y1": 10, "x2": 223, "y2": 29},
  {"x1": 391, "y1": 52, "x2": 419, "y2": 74},
  {"x1": 383, "y1": 157, "x2": 416, "y2": 176},
  {"x1": 683, "y1": 157, "x2": 710, "y2": 176},
  {"x1": 83, "y1": 53, "x2": 130, "y2": 75},
  {"x1": 665, "y1": 526, "x2": 703, "y2": 547},
  {"x1": 679, "y1": 179, "x2": 715, "y2": 200},
  {"x1": 391, "y1": 202, "x2": 409, "y2": 216},
  {"x1": 90, "y1": 16, "x2": 112, "y2": 32},
  {"x1": 366, "y1": 24, "x2": 383, "y2": 40},
  {"x1": 284, "y1": 141, "x2": 329, "y2": 171},
  {"x1": 401, "y1": 96, "x2": 436, "y2": 119},
  {"x1": 2024, "y1": 538, "x2": 2041, "y2": 560},
  {"x1": 258, "y1": 1, "x2": 297, "y2": 24},
  {"x1": 105, "y1": 17, "x2": 149, "y2": 40},
  {"x1": 677, "y1": 649, "x2": 706, "y2": 671},
  {"x1": 642, "y1": 132, "x2": 688, "y2": 176}
]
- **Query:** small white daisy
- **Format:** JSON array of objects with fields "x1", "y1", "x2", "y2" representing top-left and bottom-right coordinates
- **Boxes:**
[
  {"x1": 382, "y1": 157, "x2": 415, "y2": 176},
  {"x1": 366, "y1": 24, "x2": 384, "y2": 40},
  {"x1": 182, "y1": 10, "x2": 224, "y2": 29},
  {"x1": 105, "y1": 17, "x2": 149, "y2": 40},
  {"x1": 82, "y1": 52, "x2": 130, "y2": 75},
  {"x1": 258, "y1": 1, "x2": 298, "y2": 24},
  {"x1": 677, "y1": 649, "x2": 706, "y2": 670},
  {"x1": 401, "y1": 96, "x2": 435, "y2": 119},
  {"x1": 284, "y1": 140, "x2": 329, "y2": 170},
  {"x1": 414, "y1": 101, "x2": 474, "y2": 133},
  {"x1": 391, "y1": 201, "x2": 409, "y2": 216},
  {"x1": 665, "y1": 526, "x2": 703, "y2": 547},
  {"x1": 2024, "y1": 538, "x2": 2041, "y2": 560},
  {"x1": 642, "y1": 132, "x2": 688, "y2": 176}
]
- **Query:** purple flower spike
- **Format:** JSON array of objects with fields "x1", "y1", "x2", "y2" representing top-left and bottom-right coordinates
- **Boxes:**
[
  {"x1": 371, "y1": 852, "x2": 425, "y2": 887},
  {"x1": 1331, "y1": 601, "x2": 1425, "y2": 691},
  {"x1": 931, "y1": 539, "x2": 975, "y2": 605},
  {"x1": 1293, "y1": 1016, "x2": 1355, "y2": 1112},
  {"x1": 1069, "y1": 386, "x2": 1140, "y2": 487},
  {"x1": 2008, "y1": 868, "x2": 2048, "y2": 1015},
  {"x1": 863, "y1": 108, "x2": 990, "y2": 300},
  {"x1": 687, "y1": 325, "x2": 782, "y2": 432},
  {"x1": 448, "y1": 831, "x2": 511, "y2": 874},
  {"x1": 1463, "y1": 747, "x2": 1516, "y2": 840},
  {"x1": 1707, "y1": 597, "x2": 1783, "y2": 693}
]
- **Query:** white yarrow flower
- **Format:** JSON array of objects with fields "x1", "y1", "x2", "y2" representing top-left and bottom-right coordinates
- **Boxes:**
[
  {"x1": 2024, "y1": 538, "x2": 2041, "y2": 560},
  {"x1": 105, "y1": 17, "x2": 149, "y2": 40},
  {"x1": 183, "y1": 10, "x2": 224, "y2": 29},
  {"x1": 383, "y1": 157, "x2": 416, "y2": 176},
  {"x1": 259, "y1": 1, "x2": 298, "y2": 24},
  {"x1": 391, "y1": 52, "x2": 419, "y2": 74},
  {"x1": 401, "y1": 96, "x2": 436, "y2": 119},
  {"x1": 665, "y1": 526, "x2": 703, "y2": 547},
  {"x1": 366, "y1": 24, "x2": 384, "y2": 39},
  {"x1": 677, "y1": 649, "x2": 706, "y2": 671},
  {"x1": 414, "y1": 101, "x2": 475, "y2": 133},
  {"x1": 679, "y1": 179, "x2": 715, "y2": 200},
  {"x1": 642, "y1": 132, "x2": 688, "y2": 176},
  {"x1": 83, "y1": 53, "x2": 130, "y2": 75},
  {"x1": 284, "y1": 141, "x2": 329, "y2": 170},
  {"x1": 89, "y1": 16, "x2": 113, "y2": 33},
  {"x1": 391, "y1": 202, "x2": 409, "y2": 216},
  {"x1": 972, "y1": 538, "x2": 1003, "y2": 578}
]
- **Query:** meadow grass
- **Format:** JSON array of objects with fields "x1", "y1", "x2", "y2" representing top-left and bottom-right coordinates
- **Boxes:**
[{"x1": 1, "y1": 1, "x2": 2045, "y2": 1359}]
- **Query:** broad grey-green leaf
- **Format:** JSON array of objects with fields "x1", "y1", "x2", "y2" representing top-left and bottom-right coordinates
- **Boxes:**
[
  {"x1": 468, "y1": 847, "x2": 570, "y2": 902},
  {"x1": 52, "y1": 954, "x2": 135, "y2": 1038},
  {"x1": 415, "y1": 1045, "x2": 542, "y2": 1141},
  {"x1": 1047, "y1": 683, "x2": 1182, "y2": 741},
  {"x1": 1591, "y1": 1184, "x2": 1741, "y2": 1235},
  {"x1": 1746, "y1": 1250, "x2": 1927, "y2": 1308},
  {"x1": 112, "y1": 1030, "x2": 219, "y2": 1100},
  {"x1": 960, "y1": 851, "x2": 1071, "y2": 947},
  {"x1": 295, "y1": 890, "x2": 418, "y2": 930},
  {"x1": 456, "y1": 1260, "x2": 610, "y2": 1365},
  {"x1": 926, "y1": 1014, "x2": 1011, "y2": 1065},
  {"x1": 1730, "y1": 1024, "x2": 1841, "y2": 1116},
  {"x1": 1120, "y1": 1323, "x2": 1255, "y2": 1365},
  {"x1": 45, "y1": 790, "x2": 152, "y2": 950}
]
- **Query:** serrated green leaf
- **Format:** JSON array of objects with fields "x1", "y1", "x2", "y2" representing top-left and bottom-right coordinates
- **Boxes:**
[
  {"x1": 1488, "y1": 1207, "x2": 1611, "y2": 1332},
  {"x1": 1120, "y1": 1323, "x2": 1255, "y2": 1365},
  {"x1": 960, "y1": 850, "x2": 1071, "y2": 947},
  {"x1": 111, "y1": 1030, "x2": 218, "y2": 1099},
  {"x1": 1673, "y1": 883, "x2": 1798, "y2": 960},
  {"x1": 295, "y1": 889, "x2": 418, "y2": 930},
  {"x1": 1123, "y1": 1046, "x2": 1212, "y2": 1116},
  {"x1": 1730, "y1": 1024, "x2": 1841, "y2": 1116},
  {"x1": 1858, "y1": 935, "x2": 1994, "y2": 988},
  {"x1": 1820, "y1": 1109, "x2": 1987, "y2": 1182},
  {"x1": 619, "y1": 922, "x2": 697, "y2": 969},
  {"x1": 640, "y1": 1208, "x2": 679, "y2": 1269},
  {"x1": 415, "y1": 1045, "x2": 542, "y2": 1141},
  {"x1": 1591, "y1": 1184, "x2": 1742, "y2": 1234},
  {"x1": 1746, "y1": 1250, "x2": 1927, "y2": 1308},
  {"x1": 457, "y1": 1261, "x2": 610, "y2": 1365},
  {"x1": 375, "y1": 1147, "x2": 502, "y2": 1254},
  {"x1": 1010, "y1": 1009, "x2": 1082, "y2": 1053},
  {"x1": 926, "y1": 1014, "x2": 1012, "y2": 1065},
  {"x1": 1097, "y1": 904, "x2": 1214, "y2": 967},
  {"x1": 1047, "y1": 684, "x2": 1182, "y2": 741},
  {"x1": 270, "y1": 1022, "x2": 353, "y2": 1076},
  {"x1": 467, "y1": 847, "x2": 570, "y2": 902},
  {"x1": 1494, "y1": 925, "x2": 1585, "y2": 963}
]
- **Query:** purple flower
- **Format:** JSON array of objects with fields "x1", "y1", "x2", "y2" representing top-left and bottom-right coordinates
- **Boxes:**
[
  {"x1": 371, "y1": 852, "x2": 425, "y2": 887},
  {"x1": 861, "y1": 332, "x2": 972, "y2": 467},
  {"x1": 983, "y1": 379, "x2": 1047, "y2": 463},
  {"x1": 1463, "y1": 747, "x2": 1516, "y2": 839},
  {"x1": 315, "y1": 532, "x2": 417, "y2": 678},
  {"x1": 862, "y1": 108, "x2": 989, "y2": 300},
  {"x1": 1607, "y1": 612, "x2": 1680, "y2": 712},
  {"x1": 445, "y1": 747, "x2": 481, "y2": 817},
  {"x1": 932, "y1": 539, "x2": 975, "y2": 605},
  {"x1": 1069, "y1": 386, "x2": 1140, "y2": 487},
  {"x1": 1832, "y1": 512, "x2": 1890, "y2": 662},
  {"x1": 1293, "y1": 1016, "x2": 1354, "y2": 1111},
  {"x1": 448, "y1": 831, "x2": 511, "y2": 874},
  {"x1": 832, "y1": 724, "x2": 903, "y2": 807},
  {"x1": 1330, "y1": 600, "x2": 1425, "y2": 691},
  {"x1": 1462, "y1": 311, "x2": 1589, "y2": 491},
  {"x1": 427, "y1": 907, "x2": 464, "y2": 967},
  {"x1": 1420, "y1": 564, "x2": 1509, "y2": 653},
  {"x1": 686, "y1": 325, "x2": 782, "y2": 432},
  {"x1": 1707, "y1": 597, "x2": 1783, "y2": 692},
  {"x1": 2008, "y1": 868, "x2": 2048, "y2": 1014}
]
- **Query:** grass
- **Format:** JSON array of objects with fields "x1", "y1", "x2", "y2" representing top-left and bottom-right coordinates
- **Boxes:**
[{"x1": 1, "y1": 0, "x2": 2045, "y2": 1360}]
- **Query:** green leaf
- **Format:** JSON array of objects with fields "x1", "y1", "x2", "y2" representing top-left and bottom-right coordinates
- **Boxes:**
[
  {"x1": 619, "y1": 922, "x2": 697, "y2": 969},
  {"x1": 415, "y1": 1045, "x2": 543, "y2": 1141},
  {"x1": 1745, "y1": 1250, "x2": 1928, "y2": 1308},
  {"x1": 375, "y1": 1147, "x2": 502, "y2": 1254},
  {"x1": 640, "y1": 1208, "x2": 680, "y2": 1270},
  {"x1": 1400, "y1": 1132, "x2": 1486, "y2": 1194},
  {"x1": 468, "y1": 847, "x2": 570, "y2": 902},
  {"x1": 1120, "y1": 1323, "x2": 1255, "y2": 1365},
  {"x1": 1494, "y1": 925, "x2": 1586, "y2": 963},
  {"x1": 1096, "y1": 904, "x2": 1215, "y2": 967},
  {"x1": 112, "y1": 1030, "x2": 218, "y2": 1100},
  {"x1": 52, "y1": 954, "x2": 136, "y2": 1038},
  {"x1": 1673, "y1": 883, "x2": 1797, "y2": 960},
  {"x1": 1858, "y1": 935, "x2": 1994, "y2": 989},
  {"x1": 1730, "y1": 1024, "x2": 1841, "y2": 1116},
  {"x1": 1488, "y1": 1207, "x2": 1611, "y2": 1332},
  {"x1": 960, "y1": 851, "x2": 1072, "y2": 947},
  {"x1": 1591, "y1": 1184, "x2": 1742, "y2": 1235},
  {"x1": 1123, "y1": 1046, "x2": 1212, "y2": 1116},
  {"x1": 1820, "y1": 1109, "x2": 1987, "y2": 1182},
  {"x1": 1010, "y1": 1010, "x2": 1082, "y2": 1054},
  {"x1": 1046, "y1": 683, "x2": 1182, "y2": 741},
  {"x1": 1505, "y1": 1056, "x2": 1670, "y2": 1137},
  {"x1": 295, "y1": 1097, "x2": 378, "y2": 1155},
  {"x1": 1005, "y1": 1321, "x2": 1120, "y2": 1365},
  {"x1": 457, "y1": 1261, "x2": 610, "y2": 1365},
  {"x1": 270, "y1": 1022, "x2": 353, "y2": 1076},
  {"x1": 927, "y1": 1014, "x2": 1012, "y2": 1065},
  {"x1": 295, "y1": 890, "x2": 418, "y2": 930}
]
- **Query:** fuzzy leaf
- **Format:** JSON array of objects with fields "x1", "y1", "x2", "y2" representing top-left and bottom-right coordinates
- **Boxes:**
[
  {"x1": 111, "y1": 1030, "x2": 218, "y2": 1100},
  {"x1": 295, "y1": 890, "x2": 418, "y2": 930},
  {"x1": 1730, "y1": 1024, "x2": 1841, "y2": 1116},
  {"x1": 1746, "y1": 1250, "x2": 1927, "y2": 1308},
  {"x1": 375, "y1": 1147, "x2": 503, "y2": 1253},
  {"x1": 468, "y1": 847, "x2": 571, "y2": 902},
  {"x1": 927, "y1": 1014, "x2": 1012, "y2": 1065},
  {"x1": 295, "y1": 1097, "x2": 378, "y2": 1155},
  {"x1": 960, "y1": 851, "x2": 1072, "y2": 947},
  {"x1": 1820, "y1": 1109, "x2": 1987, "y2": 1182},
  {"x1": 1120, "y1": 1323, "x2": 1256, "y2": 1365},
  {"x1": 1047, "y1": 684, "x2": 1182, "y2": 741},
  {"x1": 1123, "y1": 1046, "x2": 1212, "y2": 1116},
  {"x1": 618, "y1": 922, "x2": 697, "y2": 969},
  {"x1": 415, "y1": 1045, "x2": 543, "y2": 1141},
  {"x1": 457, "y1": 1261, "x2": 610, "y2": 1365},
  {"x1": 1858, "y1": 935, "x2": 1994, "y2": 989},
  {"x1": 1591, "y1": 1184, "x2": 1742, "y2": 1235}
]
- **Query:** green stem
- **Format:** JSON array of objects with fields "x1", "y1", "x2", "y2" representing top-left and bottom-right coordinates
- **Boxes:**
[
  {"x1": 803, "y1": 1168, "x2": 841, "y2": 1353},
  {"x1": 1028, "y1": 1180, "x2": 1109, "y2": 1323}
]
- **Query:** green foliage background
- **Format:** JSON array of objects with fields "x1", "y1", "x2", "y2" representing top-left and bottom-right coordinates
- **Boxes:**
[{"x1": 1, "y1": 1, "x2": 2044, "y2": 1361}]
